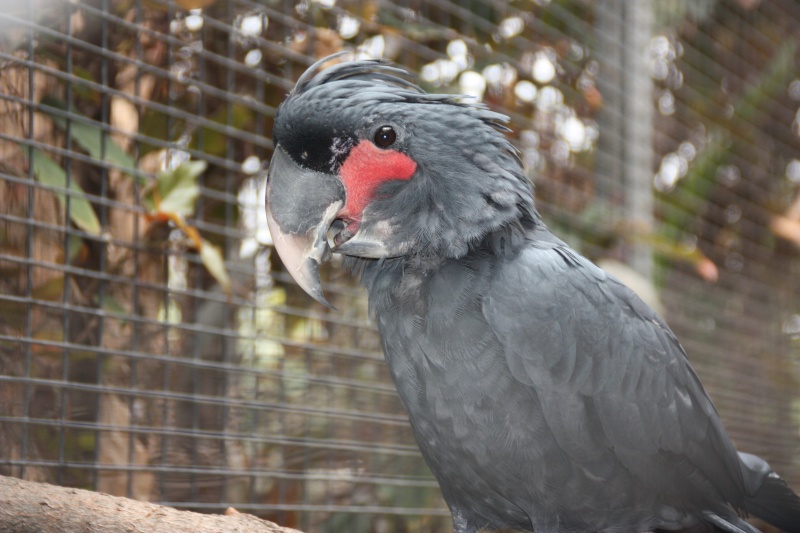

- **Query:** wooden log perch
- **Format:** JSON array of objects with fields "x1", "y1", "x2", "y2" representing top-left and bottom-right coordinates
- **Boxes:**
[{"x1": 0, "y1": 475, "x2": 304, "y2": 533}]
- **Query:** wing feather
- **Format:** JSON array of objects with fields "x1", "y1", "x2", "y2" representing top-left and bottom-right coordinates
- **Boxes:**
[{"x1": 482, "y1": 242, "x2": 747, "y2": 511}]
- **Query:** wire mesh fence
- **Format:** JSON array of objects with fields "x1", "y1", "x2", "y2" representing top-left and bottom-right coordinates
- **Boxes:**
[{"x1": 0, "y1": 0, "x2": 799, "y2": 531}]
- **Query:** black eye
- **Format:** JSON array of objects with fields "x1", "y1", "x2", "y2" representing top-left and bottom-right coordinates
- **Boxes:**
[{"x1": 374, "y1": 126, "x2": 396, "y2": 148}]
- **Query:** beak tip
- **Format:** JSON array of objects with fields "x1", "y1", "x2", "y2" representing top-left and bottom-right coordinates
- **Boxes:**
[
  {"x1": 285, "y1": 253, "x2": 337, "y2": 310},
  {"x1": 306, "y1": 284, "x2": 336, "y2": 310}
]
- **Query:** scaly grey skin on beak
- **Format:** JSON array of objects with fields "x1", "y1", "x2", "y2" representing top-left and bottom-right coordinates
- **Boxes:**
[{"x1": 265, "y1": 145, "x2": 344, "y2": 308}]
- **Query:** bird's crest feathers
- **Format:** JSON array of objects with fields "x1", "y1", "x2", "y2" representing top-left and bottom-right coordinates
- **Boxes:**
[{"x1": 288, "y1": 53, "x2": 512, "y2": 131}]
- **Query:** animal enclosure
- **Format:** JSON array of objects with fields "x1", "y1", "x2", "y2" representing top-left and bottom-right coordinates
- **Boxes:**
[{"x1": 1, "y1": 1, "x2": 799, "y2": 531}]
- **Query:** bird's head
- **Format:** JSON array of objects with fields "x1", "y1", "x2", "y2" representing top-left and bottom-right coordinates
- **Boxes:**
[{"x1": 266, "y1": 54, "x2": 536, "y2": 306}]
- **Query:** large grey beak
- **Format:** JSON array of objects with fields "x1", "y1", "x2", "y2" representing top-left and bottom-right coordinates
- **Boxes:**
[{"x1": 265, "y1": 145, "x2": 344, "y2": 308}]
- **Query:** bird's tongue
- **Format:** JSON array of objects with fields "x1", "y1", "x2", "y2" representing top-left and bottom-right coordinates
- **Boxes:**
[{"x1": 326, "y1": 219, "x2": 359, "y2": 249}]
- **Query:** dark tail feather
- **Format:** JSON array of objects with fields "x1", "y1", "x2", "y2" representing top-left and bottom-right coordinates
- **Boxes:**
[
  {"x1": 739, "y1": 452, "x2": 800, "y2": 533},
  {"x1": 744, "y1": 473, "x2": 800, "y2": 533}
]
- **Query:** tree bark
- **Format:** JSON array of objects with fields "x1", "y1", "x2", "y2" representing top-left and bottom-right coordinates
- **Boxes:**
[{"x1": 0, "y1": 475, "x2": 304, "y2": 533}]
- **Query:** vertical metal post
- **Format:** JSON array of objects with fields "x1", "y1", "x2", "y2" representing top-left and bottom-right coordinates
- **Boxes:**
[
  {"x1": 623, "y1": 1, "x2": 655, "y2": 278},
  {"x1": 597, "y1": 0, "x2": 654, "y2": 278}
]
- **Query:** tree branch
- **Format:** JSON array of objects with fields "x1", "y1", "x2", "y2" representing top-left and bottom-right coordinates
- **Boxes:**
[{"x1": 0, "y1": 475, "x2": 304, "y2": 533}]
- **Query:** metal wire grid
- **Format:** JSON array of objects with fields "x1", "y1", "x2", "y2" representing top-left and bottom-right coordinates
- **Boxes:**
[
  {"x1": 650, "y1": 1, "x2": 800, "y2": 475},
  {"x1": 0, "y1": 1, "x2": 452, "y2": 530},
  {"x1": 0, "y1": 0, "x2": 799, "y2": 532}
]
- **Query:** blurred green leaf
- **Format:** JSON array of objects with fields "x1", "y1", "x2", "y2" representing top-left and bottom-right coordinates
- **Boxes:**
[
  {"x1": 68, "y1": 233, "x2": 85, "y2": 262},
  {"x1": 661, "y1": 38, "x2": 799, "y2": 243},
  {"x1": 40, "y1": 96, "x2": 140, "y2": 181},
  {"x1": 101, "y1": 295, "x2": 128, "y2": 324},
  {"x1": 25, "y1": 148, "x2": 101, "y2": 236},
  {"x1": 140, "y1": 109, "x2": 181, "y2": 156},
  {"x1": 0, "y1": 299, "x2": 25, "y2": 332},
  {"x1": 32, "y1": 275, "x2": 65, "y2": 301},
  {"x1": 191, "y1": 104, "x2": 254, "y2": 157},
  {"x1": 151, "y1": 160, "x2": 206, "y2": 216},
  {"x1": 199, "y1": 238, "x2": 231, "y2": 294}
]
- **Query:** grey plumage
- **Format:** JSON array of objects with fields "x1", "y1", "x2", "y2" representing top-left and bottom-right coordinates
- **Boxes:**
[{"x1": 266, "y1": 56, "x2": 800, "y2": 533}]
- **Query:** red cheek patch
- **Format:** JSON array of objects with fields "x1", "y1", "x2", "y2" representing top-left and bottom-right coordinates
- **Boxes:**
[{"x1": 339, "y1": 140, "x2": 417, "y2": 219}]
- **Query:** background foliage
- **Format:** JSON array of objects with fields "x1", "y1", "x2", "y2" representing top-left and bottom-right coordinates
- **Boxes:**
[{"x1": 1, "y1": 1, "x2": 799, "y2": 532}]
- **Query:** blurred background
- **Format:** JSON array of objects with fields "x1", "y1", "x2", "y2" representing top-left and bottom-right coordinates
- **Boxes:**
[{"x1": 1, "y1": 0, "x2": 799, "y2": 531}]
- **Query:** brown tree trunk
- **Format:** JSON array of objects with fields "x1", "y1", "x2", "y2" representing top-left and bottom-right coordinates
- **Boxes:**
[{"x1": 0, "y1": 475, "x2": 304, "y2": 533}]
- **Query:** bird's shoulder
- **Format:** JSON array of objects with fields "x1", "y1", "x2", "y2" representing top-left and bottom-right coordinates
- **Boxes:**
[
  {"x1": 480, "y1": 236, "x2": 747, "y2": 504},
  {"x1": 482, "y1": 236, "x2": 683, "y2": 387}
]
